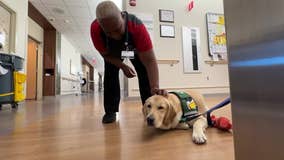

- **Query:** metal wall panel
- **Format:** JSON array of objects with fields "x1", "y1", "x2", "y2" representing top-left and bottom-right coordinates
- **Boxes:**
[{"x1": 224, "y1": 0, "x2": 284, "y2": 160}]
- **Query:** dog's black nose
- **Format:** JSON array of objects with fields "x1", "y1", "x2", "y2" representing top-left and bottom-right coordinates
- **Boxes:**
[{"x1": 147, "y1": 116, "x2": 155, "y2": 126}]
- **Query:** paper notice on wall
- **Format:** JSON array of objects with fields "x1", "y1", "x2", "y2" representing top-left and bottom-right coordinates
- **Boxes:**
[
  {"x1": 206, "y1": 13, "x2": 227, "y2": 58},
  {"x1": 132, "y1": 13, "x2": 154, "y2": 43},
  {"x1": 212, "y1": 54, "x2": 219, "y2": 61}
]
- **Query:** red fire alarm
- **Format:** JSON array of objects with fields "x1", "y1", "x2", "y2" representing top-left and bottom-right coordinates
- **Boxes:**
[
  {"x1": 129, "y1": 0, "x2": 136, "y2": 6},
  {"x1": 188, "y1": 0, "x2": 194, "y2": 11},
  {"x1": 92, "y1": 58, "x2": 96, "y2": 64}
]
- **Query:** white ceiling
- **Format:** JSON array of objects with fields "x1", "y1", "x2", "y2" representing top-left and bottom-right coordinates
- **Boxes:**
[{"x1": 29, "y1": 0, "x2": 123, "y2": 72}]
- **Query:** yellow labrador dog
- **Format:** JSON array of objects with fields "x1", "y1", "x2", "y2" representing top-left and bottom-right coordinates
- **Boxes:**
[{"x1": 143, "y1": 90, "x2": 208, "y2": 144}]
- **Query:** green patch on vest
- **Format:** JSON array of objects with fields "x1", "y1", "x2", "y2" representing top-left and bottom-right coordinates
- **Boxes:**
[{"x1": 170, "y1": 91, "x2": 199, "y2": 123}]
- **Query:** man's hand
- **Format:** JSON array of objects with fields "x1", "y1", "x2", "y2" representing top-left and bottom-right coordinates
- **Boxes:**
[
  {"x1": 151, "y1": 88, "x2": 168, "y2": 96},
  {"x1": 121, "y1": 64, "x2": 136, "y2": 78}
]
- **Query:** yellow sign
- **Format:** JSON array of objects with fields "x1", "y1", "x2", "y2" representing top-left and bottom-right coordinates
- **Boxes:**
[
  {"x1": 218, "y1": 16, "x2": 225, "y2": 25},
  {"x1": 213, "y1": 33, "x2": 227, "y2": 45},
  {"x1": 187, "y1": 100, "x2": 197, "y2": 110}
]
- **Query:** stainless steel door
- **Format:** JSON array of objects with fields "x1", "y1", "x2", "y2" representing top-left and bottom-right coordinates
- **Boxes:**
[{"x1": 224, "y1": 0, "x2": 284, "y2": 160}]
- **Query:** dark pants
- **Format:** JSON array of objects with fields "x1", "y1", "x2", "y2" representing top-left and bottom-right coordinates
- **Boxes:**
[{"x1": 103, "y1": 55, "x2": 152, "y2": 114}]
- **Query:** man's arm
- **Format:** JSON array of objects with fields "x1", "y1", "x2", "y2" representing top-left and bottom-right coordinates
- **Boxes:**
[
  {"x1": 100, "y1": 51, "x2": 124, "y2": 68},
  {"x1": 137, "y1": 49, "x2": 167, "y2": 96},
  {"x1": 100, "y1": 52, "x2": 136, "y2": 78}
]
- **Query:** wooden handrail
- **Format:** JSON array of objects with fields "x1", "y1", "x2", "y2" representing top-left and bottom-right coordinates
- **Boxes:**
[
  {"x1": 61, "y1": 76, "x2": 80, "y2": 82},
  {"x1": 205, "y1": 60, "x2": 228, "y2": 66},
  {"x1": 157, "y1": 60, "x2": 179, "y2": 66}
]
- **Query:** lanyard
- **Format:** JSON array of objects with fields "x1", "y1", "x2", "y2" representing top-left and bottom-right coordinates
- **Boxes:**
[{"x1": 123, "y1": 11, "x2": 130, "y2": 51}]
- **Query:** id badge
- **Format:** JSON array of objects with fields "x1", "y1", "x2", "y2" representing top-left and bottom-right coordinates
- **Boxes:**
[{"x1": 121, "y1": 50, "x2": 135, "y2": 59}]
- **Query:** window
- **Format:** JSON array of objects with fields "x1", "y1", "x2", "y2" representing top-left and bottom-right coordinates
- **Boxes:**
[{"x1": 0, "y1": 2, "x2": 15, "y2": 53}]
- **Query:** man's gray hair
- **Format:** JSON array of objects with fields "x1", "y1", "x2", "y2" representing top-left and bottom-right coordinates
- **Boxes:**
[{"x1": 96, "y1": 1, "x2": 121, "y2": 20}]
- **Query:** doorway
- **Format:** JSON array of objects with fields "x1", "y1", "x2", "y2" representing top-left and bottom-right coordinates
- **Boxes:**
[{"x1": 26, "y1": 38, "x2": 38, "y2": 100}]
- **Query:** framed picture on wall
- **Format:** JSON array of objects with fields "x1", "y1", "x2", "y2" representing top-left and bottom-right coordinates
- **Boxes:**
[
  {"x1": 160, "y1": 25, "x2": 175, "y2": 38},
  {"x1": 159, "y1": 9, "x2": 174, "y2": 23},
  {"x1": 0, "y1": 2, "x2": 15, "y2": 53}
]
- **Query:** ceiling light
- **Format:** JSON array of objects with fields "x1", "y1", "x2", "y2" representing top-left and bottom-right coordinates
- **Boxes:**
[
  {"x1": 49, "y1": 17, "x2": 55, "y2": 22},
  {"x1": 64, "y1": 19, "x2": 70, "y2": 23}
]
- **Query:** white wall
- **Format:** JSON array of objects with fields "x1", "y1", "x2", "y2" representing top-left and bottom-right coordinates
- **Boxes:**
[
  {"x1": 60, "y1": 35, "x2": 82, "y2": 95},
  {"x1": 126, "y1": 0, "x2": 229, "y2": 96},
  {"x1": 1, "y1": 0, "x2": 28, "y2": 59},
  {"x1": 28, "y1": 17, "x2": 44, "y2": 100},
  {"x1": 28, "y1": 18, "x2": 43, "y2": 42}
]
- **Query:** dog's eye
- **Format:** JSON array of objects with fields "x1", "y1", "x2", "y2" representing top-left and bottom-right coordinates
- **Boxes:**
[
  {"x1": 158, "y1": 106, "x2": 164, "y2": 110},
  {"x1": 147, "y1": 105, "x2": 151, "y2": 109}
]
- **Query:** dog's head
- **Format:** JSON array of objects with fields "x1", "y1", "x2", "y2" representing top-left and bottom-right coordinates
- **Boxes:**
[{"x1": 143, "y1": 95, "x2": 177, "y2": 129}]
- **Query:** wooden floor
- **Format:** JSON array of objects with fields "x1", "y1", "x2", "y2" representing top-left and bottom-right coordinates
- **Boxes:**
[{"x1": 0, "y1": 93, "x2": 234, "y2": 160}]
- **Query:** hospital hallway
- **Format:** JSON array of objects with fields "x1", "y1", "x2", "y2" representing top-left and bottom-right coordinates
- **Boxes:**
[
  {"x1": 0, "y1": 93, "x2": 233, "y2": 160},
  {"x1": 3, "y1": 0, "x2": 284, "y2": 159}
]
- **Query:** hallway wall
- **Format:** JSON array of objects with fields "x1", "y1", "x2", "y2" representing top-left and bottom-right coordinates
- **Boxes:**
[
  {"x1": 60, "y1": 35, "x2": 82, "y2": 95},
  {"x1": 125, "y1": 0, "x2": 229, "y2": 96}
]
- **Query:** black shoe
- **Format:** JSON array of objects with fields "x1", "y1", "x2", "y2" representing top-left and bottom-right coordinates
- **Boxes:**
[{"x1": 102, "y1": 113, "x2": 116, "y2": 124}]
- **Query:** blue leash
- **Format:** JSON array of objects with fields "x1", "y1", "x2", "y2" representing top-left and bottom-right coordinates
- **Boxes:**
[{"x1": 185, "y1": 97, "x2": 231, "y2": 126}]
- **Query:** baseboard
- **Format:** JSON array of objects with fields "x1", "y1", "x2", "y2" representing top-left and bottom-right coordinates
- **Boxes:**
[
  {"x1": 123, "y1": 96, "x2": 140, "y2": 101},
  {"x1": 203, "y1": 93, "x2": 230, "y2": 98}
]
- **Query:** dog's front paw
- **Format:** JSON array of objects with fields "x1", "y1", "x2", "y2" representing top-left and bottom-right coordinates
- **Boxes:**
[{"x1": 192, "y1": 131, "x2": 207, "y2": 144}]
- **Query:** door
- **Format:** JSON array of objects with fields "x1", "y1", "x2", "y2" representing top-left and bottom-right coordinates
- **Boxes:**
[{"x1": 26, "y1": 38, "x2": 38, "y2": 100}]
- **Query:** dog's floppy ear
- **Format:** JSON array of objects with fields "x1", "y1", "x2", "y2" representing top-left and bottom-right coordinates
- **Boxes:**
[{"x1": 163, "y1": 102, "x2": 177, "y2": 126}]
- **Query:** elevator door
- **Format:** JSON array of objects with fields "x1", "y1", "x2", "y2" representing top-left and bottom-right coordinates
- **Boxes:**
[{"x1": 224, "y1": 0, "x2": 284, "y2": 160}]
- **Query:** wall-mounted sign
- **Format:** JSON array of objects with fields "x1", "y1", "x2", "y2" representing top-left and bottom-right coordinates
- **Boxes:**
[{"x1": 206, "y1": 13, "x2": 227, "y2": 60}]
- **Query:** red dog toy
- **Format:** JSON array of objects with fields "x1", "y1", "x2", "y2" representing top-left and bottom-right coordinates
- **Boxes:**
[{"x1": 211, "y1": 115, "x2": 232, "y2": 131}]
